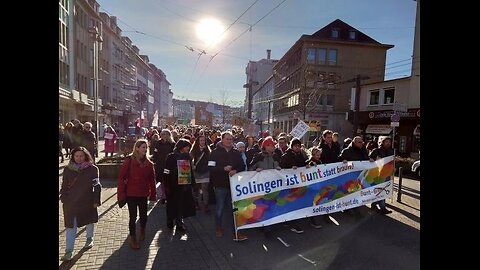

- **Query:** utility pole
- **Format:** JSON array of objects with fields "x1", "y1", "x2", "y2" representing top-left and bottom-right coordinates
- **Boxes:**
[
  {"x1": 351, "y1": 74, "x2": 370, "y2": 138},
  {"x1": 352, "y1": 74, "x2": 361, "y2": 138}
]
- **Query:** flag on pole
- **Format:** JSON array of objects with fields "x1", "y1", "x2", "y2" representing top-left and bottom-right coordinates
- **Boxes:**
[{"x1": 151, "y1": 110, "x2": 159, "y2": 127}]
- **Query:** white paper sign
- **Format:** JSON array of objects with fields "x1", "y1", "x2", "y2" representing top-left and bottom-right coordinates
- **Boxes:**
[
  {"x1": 104, "y1": 133, "x2": 114, "y2": 140},
  {"x1": 289, "y1": 120, "x2": 309, "y2": 139}
]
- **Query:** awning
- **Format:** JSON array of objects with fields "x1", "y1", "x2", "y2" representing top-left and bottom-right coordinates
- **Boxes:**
[
  {"x1": 413, "y1": 124, "x2": 420, "y2": 136},
  {"x1": 365, "y1": 124, "x2": 393, "y2": 134}
]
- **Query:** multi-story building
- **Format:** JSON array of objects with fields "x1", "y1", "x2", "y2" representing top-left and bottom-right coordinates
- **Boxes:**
[
  {"x1": 59, "y1": 0, "x2": 75, "y2": 124},
  {"x1": 59, "y1": 0, "x2": 174, "y2": 135},
  {"x1": 149, "y1": 64, "x2": 172, "y2": 127},
  {"x1": 272, "y1": 19, "x2": 393, "y2": 141},
  {"x1": 354, "y1": 0, "x2": 420, "y2": 158},
  {"x1": 251, "y1": 75, "x2": 275, "y2": 132},
  {"x1": 244, "y1": 50, "x2": 278, "y2": 119},
  {"x1": 99, "y1": 13, "x2": 138, "y2": 133},
  {"x1": 60, "y1": 0, "x2": 104, "y2": 124}
]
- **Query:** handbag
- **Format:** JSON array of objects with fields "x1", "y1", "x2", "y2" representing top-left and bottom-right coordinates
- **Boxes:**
[
  {"x1": 118, "y1": 157, "x2": 132, "y2": 208},
  {"x1": 60, "y1": 174, "x2": 79, "y2": 203},
  {"x1": 193, "y1": 151, "x2": 209, "y2": 183}
]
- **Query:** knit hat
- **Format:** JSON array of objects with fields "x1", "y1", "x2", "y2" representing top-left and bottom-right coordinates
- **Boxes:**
[
  {"x1": 262, "y1": 136, "x2": 276, "y2": 148},
  {"x1": 290, "y1": 138, "x2": 302, "y2": 147},
  {"x1": 236, "y1": 142, "x2": 245, "y2": 148}
]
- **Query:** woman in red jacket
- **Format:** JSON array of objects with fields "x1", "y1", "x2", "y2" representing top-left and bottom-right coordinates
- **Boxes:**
[{"x1": 117, "y1": 139, "x2": 156, "y2": 250}]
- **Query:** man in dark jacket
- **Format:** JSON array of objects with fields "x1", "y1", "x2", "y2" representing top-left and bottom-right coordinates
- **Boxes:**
[
  {"x1": 369, "y1": 136, "x2": 394, "y2": 215},
  {"x1": 208, "y1": 131, "x2": 247, "y2": 241},
  {"x1": 339, "y1": 136, "x2": 370, "y2": 218},
  {"x1": 319, "y1": 130, "x2": 341, "y2": 164},
  {"x1": 318, "y1": 130, "x2": 341, "y2": 225}
]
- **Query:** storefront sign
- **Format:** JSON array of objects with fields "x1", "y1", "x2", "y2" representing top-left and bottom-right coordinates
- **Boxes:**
[
  {"x1": 368, "y1": 109, "x2": 419, "y2": 119},
  {"x1": 365, "y1": 124, "x2": 392, "y2": 134}
]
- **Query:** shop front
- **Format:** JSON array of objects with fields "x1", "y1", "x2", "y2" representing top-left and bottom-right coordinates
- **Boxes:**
[{"x1": 357, "y1": 108, "x2": 420, "y2": 158}]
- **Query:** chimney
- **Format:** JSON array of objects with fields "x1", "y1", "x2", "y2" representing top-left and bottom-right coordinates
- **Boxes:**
[{"x1": 266, "y1": 49, "x2": 271, "y2": 59}]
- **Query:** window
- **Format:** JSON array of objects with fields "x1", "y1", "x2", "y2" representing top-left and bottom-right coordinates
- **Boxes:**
[
  {"x1": 369, "y1": 90, "x2": 380, "y2": 105},
  {"x1": 307, "y1": 48, "x2": 316, "y2": 64},
  {"x1": 287, "y1": 94, "x2": 299, "y2": 107},
  {"x1": 328, "y1": 49, "x2": 337, "y2": 65},
  {"x1": 317, "y1": 49, "x2": 326, "y2": 65},
  {"x1": 326, "y1": 94, "x2": 335, "y2": 106},
  {"x1": 384, "y1": 87, "x2": 395, "y2": 104},
  {"x1": 349, "y1": 31, "x2": 356, "y2": 40},
  {"x1": 331, "y1": 29, "x2": 339, "y2": 38}
]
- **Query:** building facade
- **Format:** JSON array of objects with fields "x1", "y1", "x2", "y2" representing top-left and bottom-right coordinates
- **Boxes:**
[
  {"x1": 251, "y1": 75, "x2": 275, "y2": 133},
  {"x1": 272, "y1": 19, "x2": 393, "y2": 142},
  {"x1": 244, "y1": 50, "x2": 278, "y2": 119},
  {"x1": 59, "y1": 0, "x2": 174, "y2": 136},
  {"x1": 355, "y1": 0, "x2": 420, "y2": 158}
]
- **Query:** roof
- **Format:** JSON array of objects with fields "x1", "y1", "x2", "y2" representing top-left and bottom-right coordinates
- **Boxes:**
[{"x1": 306, "y1": 19, "x2": 383, "y2": 45}]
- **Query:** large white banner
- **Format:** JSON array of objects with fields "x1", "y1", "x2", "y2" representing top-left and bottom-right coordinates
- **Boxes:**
[{"x1": 230, "y1": 156, "x2": 395, "y2": 230}]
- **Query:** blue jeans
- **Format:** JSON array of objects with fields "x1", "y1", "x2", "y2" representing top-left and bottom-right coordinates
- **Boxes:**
[
  {"x1": 65, "y1": 217, "x2": 94, "y2": 252},
  {"x1": 214, "y1": 187, "x2": 235, "y2": 233}
]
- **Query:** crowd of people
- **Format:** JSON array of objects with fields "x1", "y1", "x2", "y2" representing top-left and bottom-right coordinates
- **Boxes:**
[{"x1": 60, "y1": 122, "x2": 395, "y2": 260}]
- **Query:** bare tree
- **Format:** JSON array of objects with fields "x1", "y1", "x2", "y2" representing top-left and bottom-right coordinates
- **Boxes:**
[{"x1": 218, "y1": 90, "x2": 229, "y2": 124}]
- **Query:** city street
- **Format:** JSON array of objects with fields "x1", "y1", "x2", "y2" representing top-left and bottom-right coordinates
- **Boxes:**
[{"x1": 59, "y1": 142, "x2": 420, "y2": 269}]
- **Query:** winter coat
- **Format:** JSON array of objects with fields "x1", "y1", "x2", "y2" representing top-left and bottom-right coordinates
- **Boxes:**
[
  {"x1": 249, "y1": 151, "x2": 280, "y2": 170},
  {"x1": 340, "y1": 144, "x2": 370, "y2": 161},
  {"x1": 208, "y1": 143, "x2": 245, "y2": 188},
  {"x1": 369, "y1": 146, "x2": 394, "y2": 160},
  {"x1": 117, "y1": 156, "x2": 156, "y2": 201},
  {"x1": 245, "y1": 144, "x2": 260, "y2": 166},
  {"x1": 61, "y1": 164, "x2": 101, "y2": 228},
  {"x1": 164, "y1": 152, "x2": 196, "y2": 219},
  {"x1": 63, "y1": 127, "x2": 73, "y2": 149},
  {"x1": 306, "y1": 157, "x2": 322, "y2": 166},
  {"x1": 192, "y1": 147, "x2": 210, "y2": 179},
  {"x1": 280, "y1": 149, "x2": 307, "y2": 169},
  {"x1": 319, "y1": 142, "x2": 341, "y2": 164},
  {"x1": 151, "y1": 140, "x2": 175, "y2": 182},
  {"x1": 81, "y1": 130, "x2": 97, "y2": 157},
  {"x1": 104, "y1": 130, "x2": 117, "y2": 153}
]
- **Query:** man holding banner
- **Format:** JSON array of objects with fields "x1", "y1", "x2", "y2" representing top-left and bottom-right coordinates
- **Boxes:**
[
  {"x1": 208, "y1": 131, "x2": 248, "y2": 241},
  {"x1": 279, "y1": 138, "x2": 310, "y2": 234},
  {"x1": 369, "y1": 136, "x2": 394, "y2": 214}
]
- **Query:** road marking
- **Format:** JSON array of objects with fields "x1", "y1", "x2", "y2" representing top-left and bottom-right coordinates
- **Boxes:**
[
  {"x1": 276, "y1": 237, "x2": 290, "y2": 247},
  {"x1": 298, "y1": 254, "x2": 317, "y2": 266}
]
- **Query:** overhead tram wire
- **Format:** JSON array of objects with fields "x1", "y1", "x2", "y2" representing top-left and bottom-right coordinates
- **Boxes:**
[
  {"x1": 184, "y1": 0, "x2": 260, "y2": 92},
  {"x1": 193, "y1": 0, "x2": 290, "y2": 87}
]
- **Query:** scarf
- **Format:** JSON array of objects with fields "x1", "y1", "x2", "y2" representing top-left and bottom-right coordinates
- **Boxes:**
[{"x1": 67, "y1": 160, "x2": 92, "y2": 172}]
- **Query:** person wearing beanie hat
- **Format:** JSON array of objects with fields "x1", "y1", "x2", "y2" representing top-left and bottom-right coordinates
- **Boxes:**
[
  {"x1": 236, "y1": 141, "x2": 245, "y2": 149},
  {"x1": 290, "y1": 138, "x2": 302, "y2": 148},
  {"x1": 249, "y1": 136, "x2": 281, "y2": 238},
  {"x1": 236, "y1": 142, "x2": 247, "y2": 171},
  {"x1": 279, "y1": 137, "x2": 309, "y2": 234},
  {"x1": 261, "y1": 136, "x2": 276, "y2": 149}
]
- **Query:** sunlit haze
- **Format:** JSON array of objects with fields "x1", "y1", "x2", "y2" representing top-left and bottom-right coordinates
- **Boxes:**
[{"x1": 196, "y1": 18, "x2": 226, "y2": 46}]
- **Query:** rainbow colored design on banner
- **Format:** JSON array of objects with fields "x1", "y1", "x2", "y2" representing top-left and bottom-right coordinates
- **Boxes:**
[{"x1": 233, "y1": 160, "x2": 394, "y2": 227}]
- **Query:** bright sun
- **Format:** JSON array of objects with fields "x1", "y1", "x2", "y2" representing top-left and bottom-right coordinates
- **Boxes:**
[{"x1": 195, "y1": 18, "x2": 226, "y2": 46}]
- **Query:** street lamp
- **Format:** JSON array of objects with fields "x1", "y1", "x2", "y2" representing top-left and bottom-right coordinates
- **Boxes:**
[{"x1": 88, "y1": 26, "x2": 103, "y2": 143}]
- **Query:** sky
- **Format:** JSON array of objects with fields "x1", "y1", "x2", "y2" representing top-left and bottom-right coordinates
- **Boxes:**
[{"x1": 97, "y1": 0, "x2": 418, "y2": 107}]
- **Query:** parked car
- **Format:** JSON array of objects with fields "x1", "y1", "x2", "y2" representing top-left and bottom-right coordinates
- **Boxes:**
[{"x1": 411, "y1": 160, "x2": 420, "y2": 178}]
